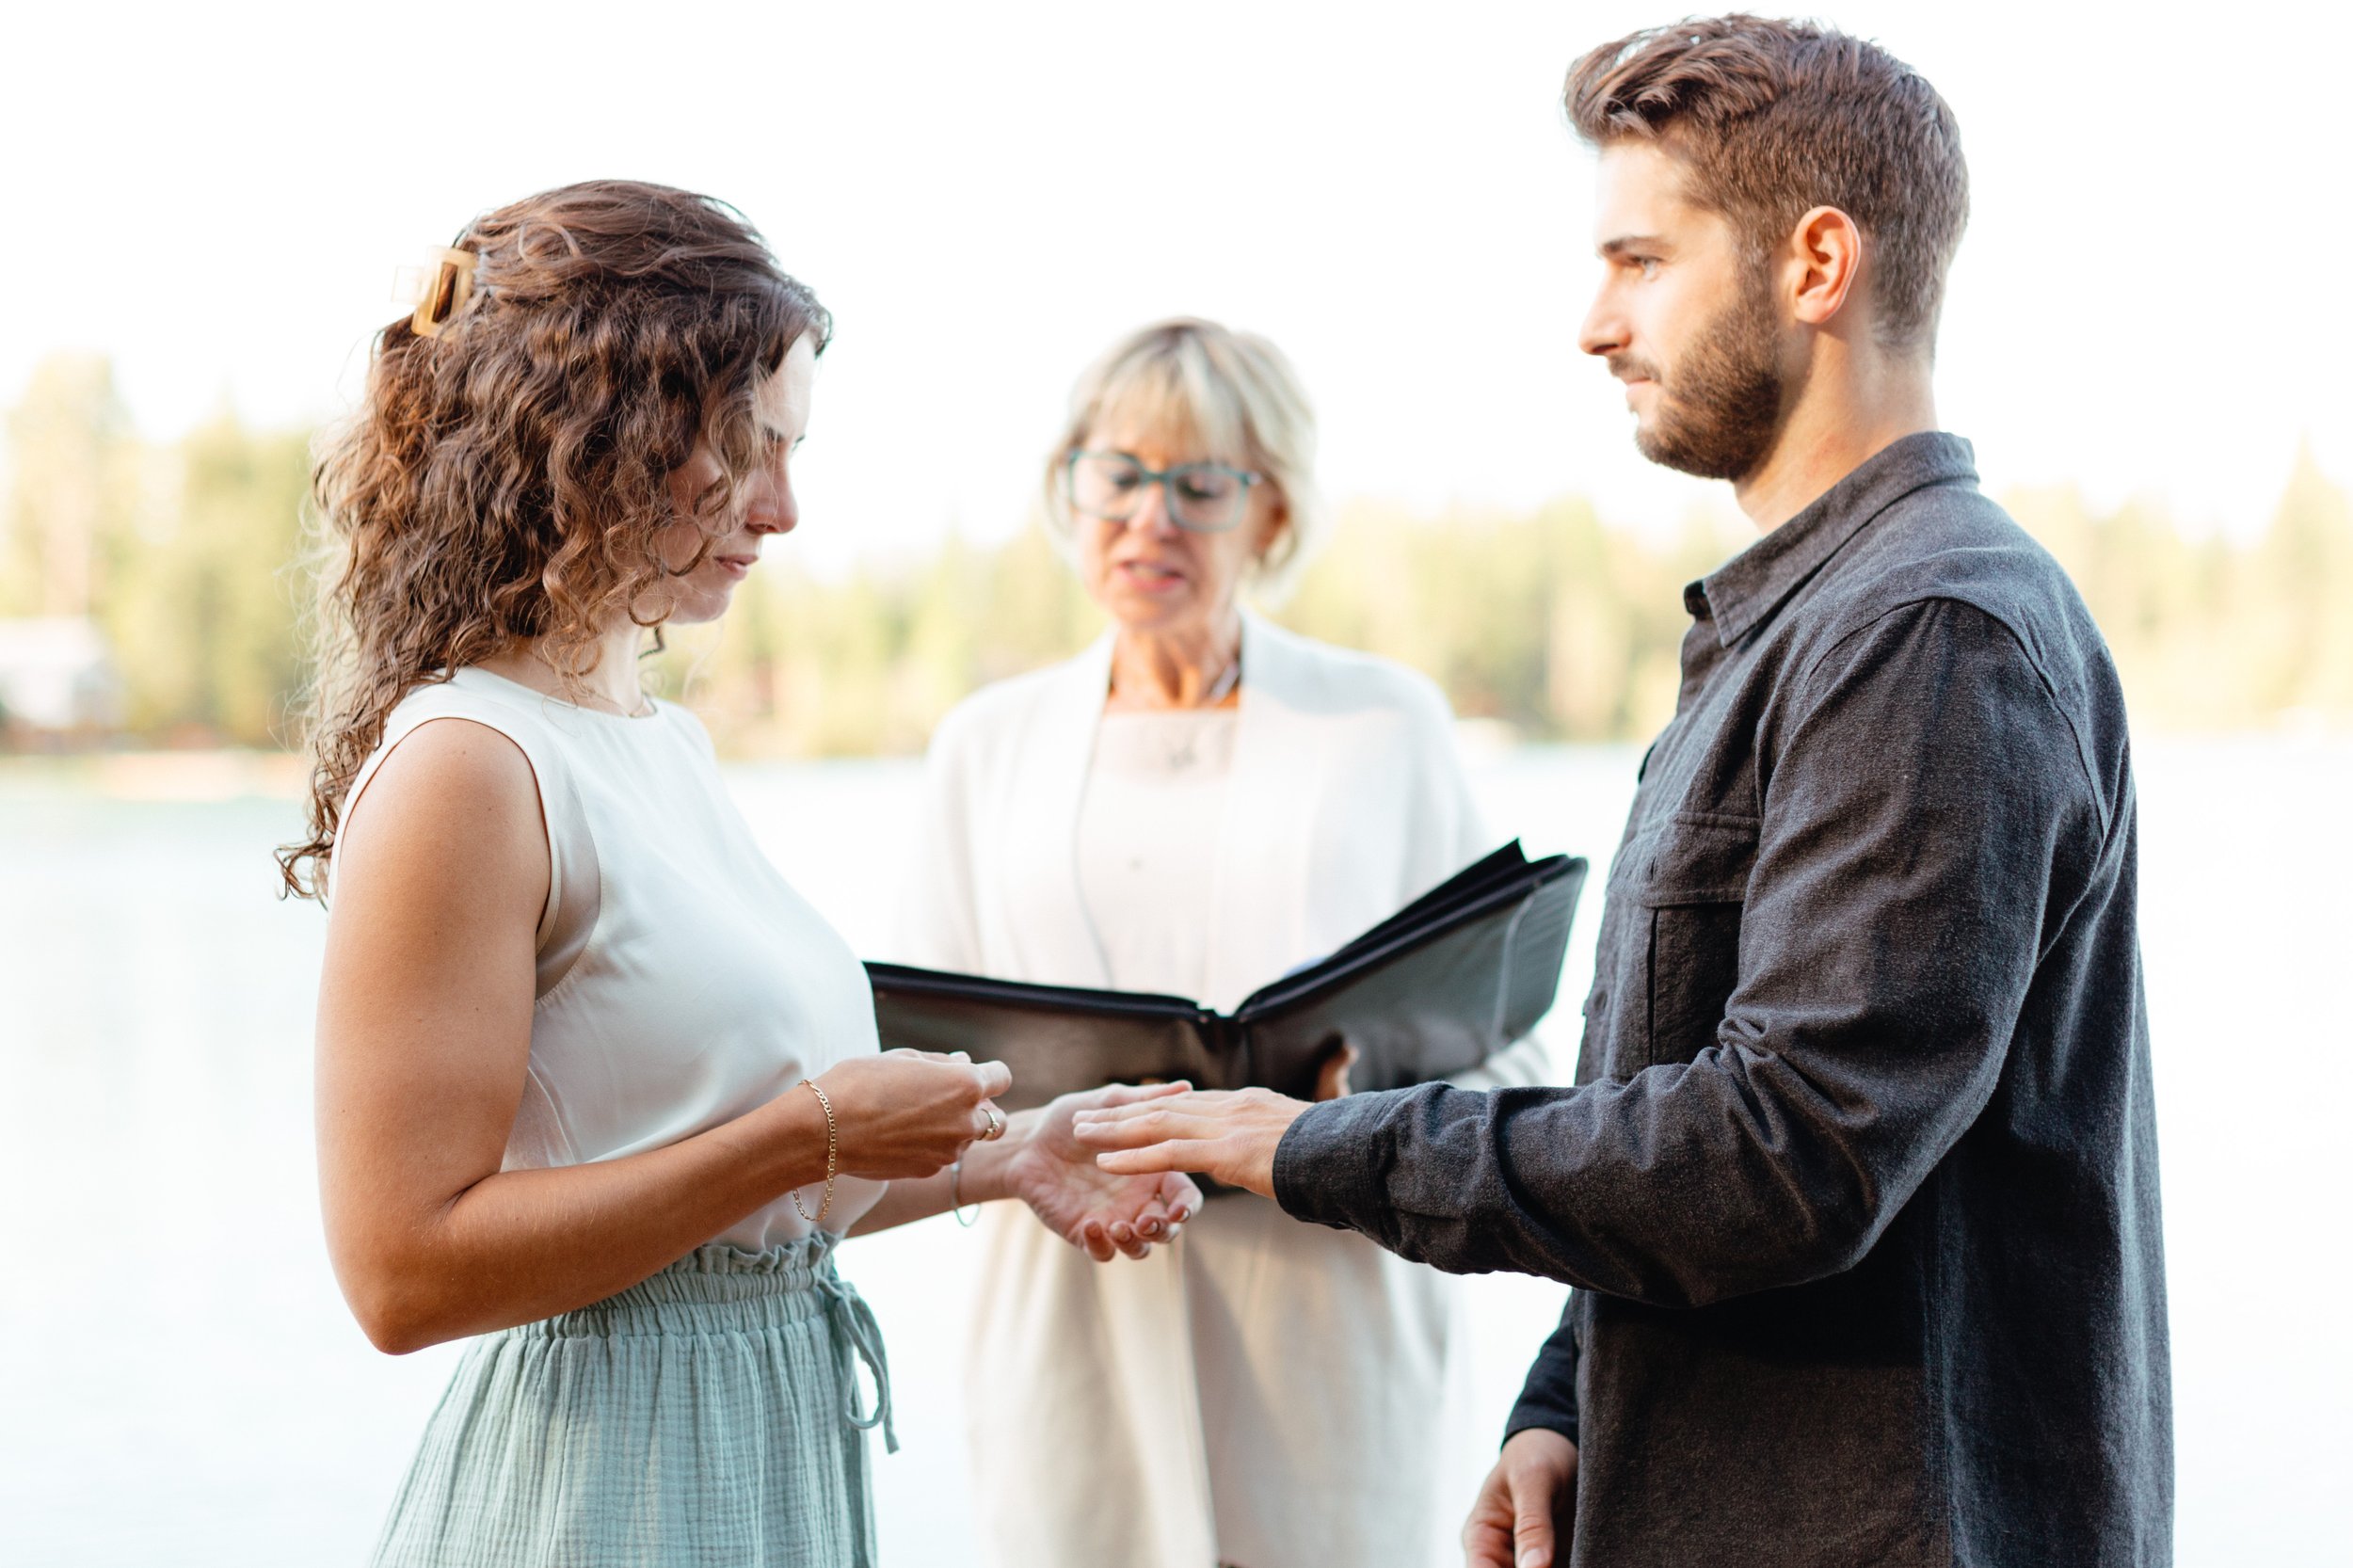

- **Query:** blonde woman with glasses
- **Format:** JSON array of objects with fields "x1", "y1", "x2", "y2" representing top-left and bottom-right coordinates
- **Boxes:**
[{"x1": 895, "y1": 318, "x2": 1553, "y2": 1568}]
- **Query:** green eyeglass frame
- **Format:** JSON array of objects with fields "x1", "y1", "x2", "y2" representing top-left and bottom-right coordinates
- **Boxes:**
[{"x1": 1064, "y1": 450, "x2": 1262, "y2": 533}]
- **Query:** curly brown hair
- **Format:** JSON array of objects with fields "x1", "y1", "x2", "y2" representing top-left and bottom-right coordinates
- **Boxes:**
[{"x1": 278, "y1": 180, "x2": 830, "y2": 901}]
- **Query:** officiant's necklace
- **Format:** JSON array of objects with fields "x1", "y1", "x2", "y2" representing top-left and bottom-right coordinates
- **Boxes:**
[{"x1": 1109, "y1": 651, "x2": 1241, "y2": 770}]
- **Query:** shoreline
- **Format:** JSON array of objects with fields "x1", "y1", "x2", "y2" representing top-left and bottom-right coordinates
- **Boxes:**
[
  {"x1": 3, "y1": 723, "x2": 2346, "y2": 808},
  {"x1": 0, "y1": 749, "x2": 312, "y2": 803}
]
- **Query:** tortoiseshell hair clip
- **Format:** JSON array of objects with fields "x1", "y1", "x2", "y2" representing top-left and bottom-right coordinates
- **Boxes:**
[{"x1": 393, "y1": 247, "x2": 481, "y2": 338}]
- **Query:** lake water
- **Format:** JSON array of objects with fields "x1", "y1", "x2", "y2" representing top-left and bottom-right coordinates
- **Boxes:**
[{"x1": 1, "y1": 738, "x2": 2345, "y2": 1565}]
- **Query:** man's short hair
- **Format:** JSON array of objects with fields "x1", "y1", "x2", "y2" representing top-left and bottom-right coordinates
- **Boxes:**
[{"x1": 1566, "y1": 14, "x2": 1969, "y2": 351}]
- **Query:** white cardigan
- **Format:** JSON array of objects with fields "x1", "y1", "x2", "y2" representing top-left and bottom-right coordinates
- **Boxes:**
[{"x1": 895, "y1": 613, "x2": 1552, "y2": 1568}]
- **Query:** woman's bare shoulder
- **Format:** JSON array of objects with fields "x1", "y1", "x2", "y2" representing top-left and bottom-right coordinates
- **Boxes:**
[{"x1": 333, "y1": 716, "x2": 548, "y2": 919}]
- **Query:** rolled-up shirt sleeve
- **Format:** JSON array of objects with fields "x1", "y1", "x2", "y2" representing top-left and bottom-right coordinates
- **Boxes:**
[{"x1": 1273, "y1": 598, "x2": 2105, "y2": 1308}]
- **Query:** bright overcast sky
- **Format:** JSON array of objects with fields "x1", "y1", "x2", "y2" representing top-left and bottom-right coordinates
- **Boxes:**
[{"x1": 6, "y1": 1, "x2": 2347, "y2": 570}]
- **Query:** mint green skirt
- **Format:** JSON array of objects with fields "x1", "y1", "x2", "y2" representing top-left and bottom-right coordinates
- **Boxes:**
[{"x1": 370, "y1": 1237, "x2": 894, "y2": 1568}]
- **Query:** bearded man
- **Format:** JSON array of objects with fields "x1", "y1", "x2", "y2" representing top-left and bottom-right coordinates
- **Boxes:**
[{"x1": 1078, "y1": 15, "x2": 2172, "y2": 1568}]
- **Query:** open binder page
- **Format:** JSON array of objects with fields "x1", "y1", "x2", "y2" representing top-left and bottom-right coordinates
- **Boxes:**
[{"x1": 866, "y1": 841, "x2": 1588, "y2": 1111}]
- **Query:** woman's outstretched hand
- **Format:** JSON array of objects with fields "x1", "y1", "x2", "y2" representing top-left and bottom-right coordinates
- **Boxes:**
[
  {"x1": 1006, "y1": 1082, "x2": 1204, "y2": 1260},
  {"x1": 1071, "y1": 1087, "x2": 1313, "y2": 1200}
]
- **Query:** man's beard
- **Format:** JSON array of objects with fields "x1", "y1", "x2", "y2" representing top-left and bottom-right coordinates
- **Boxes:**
[{"x1": 1620, "y1": 269, "x2": 1785, "y2": 482}]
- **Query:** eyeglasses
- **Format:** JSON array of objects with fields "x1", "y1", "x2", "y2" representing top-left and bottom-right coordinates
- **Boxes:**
[{"x1": 1065, "y1": 450, "x2": 1261, "y2": 534}]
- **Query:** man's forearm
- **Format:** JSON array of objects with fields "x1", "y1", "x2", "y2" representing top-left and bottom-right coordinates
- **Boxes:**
[{"x1": 1268, "y1": 1049, "x2": 1976, "y2": 1310}]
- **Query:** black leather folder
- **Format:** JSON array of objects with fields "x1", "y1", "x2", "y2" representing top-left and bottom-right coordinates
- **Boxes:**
[{"x1": 864, "y1": 841, "x2": 1588, "y2": 1111}]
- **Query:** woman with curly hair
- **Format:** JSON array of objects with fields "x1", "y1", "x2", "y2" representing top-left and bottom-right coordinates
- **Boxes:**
[{"x1": 284, "y1": 180, "x2": 1197, "y2": 1568}]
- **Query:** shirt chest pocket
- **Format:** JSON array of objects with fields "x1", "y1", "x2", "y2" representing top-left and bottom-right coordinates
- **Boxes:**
[{"x1": 1636, "y1": 813, "x2": 1759, "y2": 1069}]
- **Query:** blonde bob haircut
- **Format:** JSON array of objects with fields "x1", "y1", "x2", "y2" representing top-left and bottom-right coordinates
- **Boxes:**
[{"x1": 1043, "y1": 317, "x2": 1323, "y2": 604}]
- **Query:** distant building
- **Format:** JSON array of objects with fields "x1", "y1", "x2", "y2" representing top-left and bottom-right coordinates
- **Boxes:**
[{"x1": 0, "y1": 616, "x2": 121, "y2": 733}]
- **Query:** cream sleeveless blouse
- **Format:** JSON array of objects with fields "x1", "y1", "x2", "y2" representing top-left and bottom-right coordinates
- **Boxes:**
[{"x1": 338, "y1": 666, "x2": 885, "y2": 1246}]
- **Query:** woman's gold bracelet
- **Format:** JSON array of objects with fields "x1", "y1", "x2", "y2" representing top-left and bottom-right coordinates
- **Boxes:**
[{"x1": 791, "y1": 1078, "x2": 838, "y2": 1226}]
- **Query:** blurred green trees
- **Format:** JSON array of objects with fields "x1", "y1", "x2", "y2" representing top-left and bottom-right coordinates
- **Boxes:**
[
  {"x1": 3, "y1": 355, "x2": 141, "y2": 622},
  {"x1": 3, "y1": 357, "x2": 311, "y2": 743},
  {"x1": 662, "y1": 456, "x2": 2353, "y2": 753},
  {"x1": 4, "y1": 352, "x2": 2349, "y2": 753},
  {"x1": 100, "y1": 413, "x2": 311, "y2": 741}
]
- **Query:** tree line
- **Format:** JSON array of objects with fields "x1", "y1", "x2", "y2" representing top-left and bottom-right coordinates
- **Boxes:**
[{"x1": 4, "y1": 353, "x2": 2348, "y2": 754}]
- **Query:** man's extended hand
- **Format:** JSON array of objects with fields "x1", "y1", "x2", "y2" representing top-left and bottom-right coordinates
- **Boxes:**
[
  {"x1": 1463, "y1": 1429, "x2": 1577, "y2": 1568},
  {"x1": 1070, "y1": 1087, "x2": 1313, "y2": 1199}
]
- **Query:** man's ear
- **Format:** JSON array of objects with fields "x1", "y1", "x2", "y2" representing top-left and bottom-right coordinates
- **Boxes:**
[{"x1": 1788, "y1": 205, "x2": 1866, "y2": 328}]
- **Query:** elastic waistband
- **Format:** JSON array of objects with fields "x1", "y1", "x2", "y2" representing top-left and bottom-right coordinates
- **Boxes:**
[
  {"x1": 504, "y1": 1237, "x2": 840, "y2": 1341},
  {"x1": 492, "y1": 1234, "x2": 898, "y2": 1452}
]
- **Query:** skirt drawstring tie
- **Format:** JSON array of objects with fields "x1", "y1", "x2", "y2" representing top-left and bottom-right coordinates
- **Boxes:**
[{"x1": 817, "y1": 1266, "x2": 898, "y2": 1454}]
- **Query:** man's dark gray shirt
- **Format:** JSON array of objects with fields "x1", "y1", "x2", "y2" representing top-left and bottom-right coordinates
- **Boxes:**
[{"x1": 1273, "y1": 434, "x2": 2171, "y2": 1566}]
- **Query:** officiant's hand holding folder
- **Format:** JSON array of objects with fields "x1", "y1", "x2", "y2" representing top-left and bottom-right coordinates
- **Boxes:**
[{"x1": 867, "y1": 842, "x2": 1589, "y2": 1110}]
